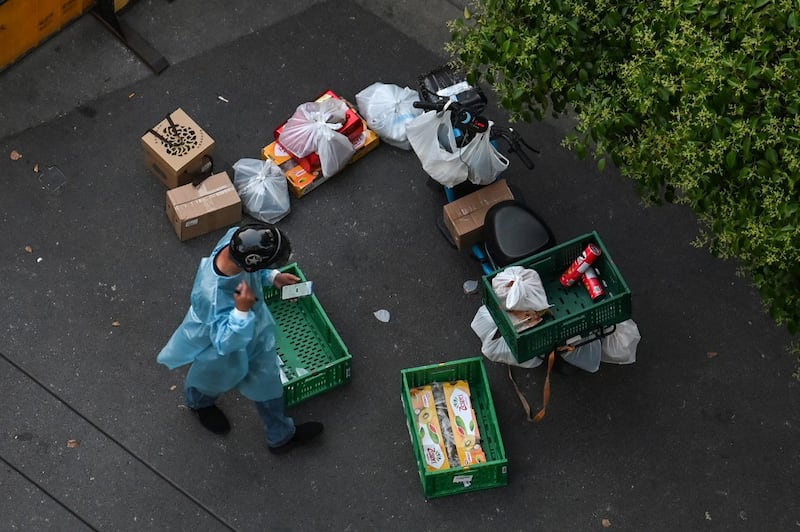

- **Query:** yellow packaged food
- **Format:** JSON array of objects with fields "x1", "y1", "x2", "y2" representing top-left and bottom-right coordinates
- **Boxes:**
[
  {"x1": 443, "y1": 381, "x2": 487, "y2": 466},
  {"x1": 409, "y1": 385, "x2": 451, "y2": 471}
]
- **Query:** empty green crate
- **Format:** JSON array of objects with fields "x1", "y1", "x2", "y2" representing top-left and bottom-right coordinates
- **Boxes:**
[
  {"x1": 481, "y1": 231, "x2": 632, "y2": 363},
  {"x1": 401, "y1": 357, "x2": 508, "y2": 498},
  {"x1": 264, "y1": 263, "x2": 352, "y2": 407}
]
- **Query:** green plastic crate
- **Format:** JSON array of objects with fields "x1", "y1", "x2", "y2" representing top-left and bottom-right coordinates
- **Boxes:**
[
  {"x1": 481, "y1": 231, "x2": 632, "y2": 363},
  {"x1": 264, "y1": 263, "x2": 352, "y2": 407},
  {"x1": 401, "y1": 357, "x2": 508, "y2": 498}
]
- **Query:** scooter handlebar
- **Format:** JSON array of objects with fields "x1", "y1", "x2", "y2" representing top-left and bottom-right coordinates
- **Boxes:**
[{"x1": 492, "y1": 127, "x2": 537, "y2": 170}]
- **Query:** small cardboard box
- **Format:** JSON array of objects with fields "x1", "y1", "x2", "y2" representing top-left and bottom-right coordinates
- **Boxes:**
[
  {"x1": 443, "y1": 179, "x2": 514, "y2": 250},
  {"x1": 282, "y1": 126, "x2": 380, "y2": 198},
  {"x1": 165, "y1": 172, "x2": 241, "y2": 241},
  {"x1": 142, "y1": 108, "x2": 215, "y2": 189},
  {"x1": 261, "y1": 140, "x2": 295, "y2": 170},
  {"x1": 284, "y1": 165, "x2": 323, "y2": 199}
]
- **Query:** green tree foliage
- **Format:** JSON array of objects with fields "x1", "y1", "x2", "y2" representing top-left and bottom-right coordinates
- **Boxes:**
[{"x1": 449, "y1": 0, "x2": 800, "y2": 334}]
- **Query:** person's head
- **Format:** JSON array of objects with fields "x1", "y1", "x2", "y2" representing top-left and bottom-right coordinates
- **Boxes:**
[{"x1": 229, "y1": 223, "x2": 292, "y2": 272}]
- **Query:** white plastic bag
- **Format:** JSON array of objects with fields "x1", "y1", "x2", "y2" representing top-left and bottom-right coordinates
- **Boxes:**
[
  {"x1": 471, "y1": 306, "x2": 542, "y2": 368},
  {"x1": 492, "y1": 266, "x2": 551, "y2": 311},
  {"x1": 460, "y1": 121, "x2": 509, "y2": 185},
  {"x1": 561, "y1": 340, "x2": 602, "y2": 372},
  {"x1": 405, "y1": 107, "x2": 469, "y2": 187},
  {"x1": 232, "y1": 158, "x2": 291, "y2": 224},
  {"x1": 355, "y1": 82, "x2": 421, "y2": 150},
  {"x1": 278, "y1": 99, "x2": 355, "y2": 178},
  {"x1": 601, "y1": 319, "x2": 640, "y2": 364}
]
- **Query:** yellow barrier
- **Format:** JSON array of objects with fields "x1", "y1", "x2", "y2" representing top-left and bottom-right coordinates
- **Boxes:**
[{"x1": 0, "y1": 0, "x2": 133, "y2": 71}]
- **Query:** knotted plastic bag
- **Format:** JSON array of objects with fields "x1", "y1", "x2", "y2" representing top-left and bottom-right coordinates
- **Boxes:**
[
  {"x1": 471, "y1": 305, "x2": 543, "y2": 368},
  {"x1": 491, "y1": 266, "x2": 550, "y2": 311},
  {"x1": 232, "y1": 158, "x2": 291, "y2": 224},
  {"x1": 278, "y1": 99, "x2": 355, "y2": 178},
  {"x1": 460, "y1": 121, "x2": 509, "y2": 185},
  {"x1": 355, "y1": 82, "x2": 421, "y2": 150}
]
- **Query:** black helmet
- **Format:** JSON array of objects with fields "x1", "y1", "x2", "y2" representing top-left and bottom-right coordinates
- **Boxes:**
[{"x1": 229, "y1": 223, "x2": 292, "y2": 272}]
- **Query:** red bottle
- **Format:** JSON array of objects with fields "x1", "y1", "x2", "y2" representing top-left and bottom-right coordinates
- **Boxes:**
[
  {"x1": 581, "y1": 266, "x2": 606, "y2": 301},
  {"x1": 560, "y1": 243, "x2": 602, "y2": 287}
]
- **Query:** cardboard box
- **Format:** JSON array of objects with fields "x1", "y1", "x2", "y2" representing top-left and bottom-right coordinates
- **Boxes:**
[
  {"x1": 443, "y1": 179, "x2": 514, "y2": 250},
  {"x1": 165, "y1": 172, "x2": 241, "y2": 241},
  {"x1": 261, "y1": 140, "x2": 295, "y2": 169},
  {"x1": 1, "y1": 0, "x2": 94, "y2": 71},
  {"x1": 274, "y1": 90, "x2": 365, "y2": 174},
  {"x1": 141, "y1": 108, "x2": 215, "y2": 189},
  {"x1": 282, "y1": 126, "x2": 380, "y2": 198}
]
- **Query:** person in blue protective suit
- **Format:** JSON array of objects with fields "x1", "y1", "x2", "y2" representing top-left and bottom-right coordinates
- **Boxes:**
[{"x1": 157, "y1": 223, "x2": 324, "y2": 454}]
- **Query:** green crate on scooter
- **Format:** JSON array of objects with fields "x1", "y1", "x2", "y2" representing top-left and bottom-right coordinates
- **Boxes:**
[{"x1": 481, "y1": 231, "x2": 632, "y2": 363}]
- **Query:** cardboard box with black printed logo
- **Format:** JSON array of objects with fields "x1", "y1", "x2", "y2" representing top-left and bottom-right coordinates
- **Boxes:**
[{"x1": 142, "y1": 108, "x2": 215, "y2": 189}]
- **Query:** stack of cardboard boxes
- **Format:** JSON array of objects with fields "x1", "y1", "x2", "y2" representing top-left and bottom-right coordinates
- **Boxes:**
[{"x1": 141, "y1": 108, "x2": 241, "y2": 241}]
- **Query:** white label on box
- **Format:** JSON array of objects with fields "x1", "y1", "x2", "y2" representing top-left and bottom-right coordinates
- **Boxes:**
[
  {"x1": 185, "y1": 218, "x2": 199, "y2": 228},
  {"x1": 452, "y1": 475, "x2": 473, "y2": 487}
]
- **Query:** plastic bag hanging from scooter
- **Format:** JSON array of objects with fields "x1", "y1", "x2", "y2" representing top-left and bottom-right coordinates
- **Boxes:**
[
  {"x1": 460, "y1": 121, "x2": 509, "y2": 185},
  {"x1": 278, "y1": 98, "x2": 355, "y2": 178},
  {"x1": 406, "y1": 102, "x2": 508, "y2": 187}
]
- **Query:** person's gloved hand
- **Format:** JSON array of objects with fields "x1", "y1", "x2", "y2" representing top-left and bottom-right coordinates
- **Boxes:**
[{"x1": 234, "y1": 281, "x2": 258, "y2": 312}]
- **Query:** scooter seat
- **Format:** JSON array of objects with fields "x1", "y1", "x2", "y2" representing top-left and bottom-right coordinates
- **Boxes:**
[{"x1": 484, "y1": 200, "x2": 555, "y2": 268}]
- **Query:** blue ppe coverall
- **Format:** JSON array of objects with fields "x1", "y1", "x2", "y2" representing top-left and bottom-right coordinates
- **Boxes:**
[{"x1": 157, "y1": 227, "x2": 284, "y2": 403}]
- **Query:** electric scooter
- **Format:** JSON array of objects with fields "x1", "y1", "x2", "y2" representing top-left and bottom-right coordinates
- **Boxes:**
[
  {"x1": 412, "y1": 65, "x2": 555, "y2": 274},
  {"x1": 412, "y1": 66, "x2": 612, "y2": 376}
]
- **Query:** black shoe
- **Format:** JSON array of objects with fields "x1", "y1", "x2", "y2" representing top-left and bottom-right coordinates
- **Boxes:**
[
  {"x1": 269, "y1": 422, "x2": 324, "y2": 454},
  {"x1": 193, "y1": 405, "x2": 230, "y2": 435}
]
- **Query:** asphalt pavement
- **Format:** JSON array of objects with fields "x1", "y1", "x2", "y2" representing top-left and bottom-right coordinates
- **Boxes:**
[{"x1": 1, "y1": 1, "x2": 798, "y2": 530}]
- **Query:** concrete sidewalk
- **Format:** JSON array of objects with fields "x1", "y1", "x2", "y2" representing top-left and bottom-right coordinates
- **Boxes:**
[{"x1": 1, "y1": 1, "x2": 798, "y2": 530}]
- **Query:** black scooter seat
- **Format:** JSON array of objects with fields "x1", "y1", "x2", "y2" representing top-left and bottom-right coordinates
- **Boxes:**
[{"x1": 484, "y1": 200, "x2": 555, "y2": 268}]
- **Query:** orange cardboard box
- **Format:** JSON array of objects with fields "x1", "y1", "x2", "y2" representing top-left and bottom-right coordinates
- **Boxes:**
[
  {"x1": 280, "y1": 125, "x2": 380, "y2": 198},
  {"x1": 261, "y1": 140, "x2": 295, "y2": 169}
]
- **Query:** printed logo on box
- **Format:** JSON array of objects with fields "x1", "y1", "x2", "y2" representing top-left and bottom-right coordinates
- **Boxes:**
[{"x1": 154, "y1": 124, "x2": 204, "y2": 157}]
